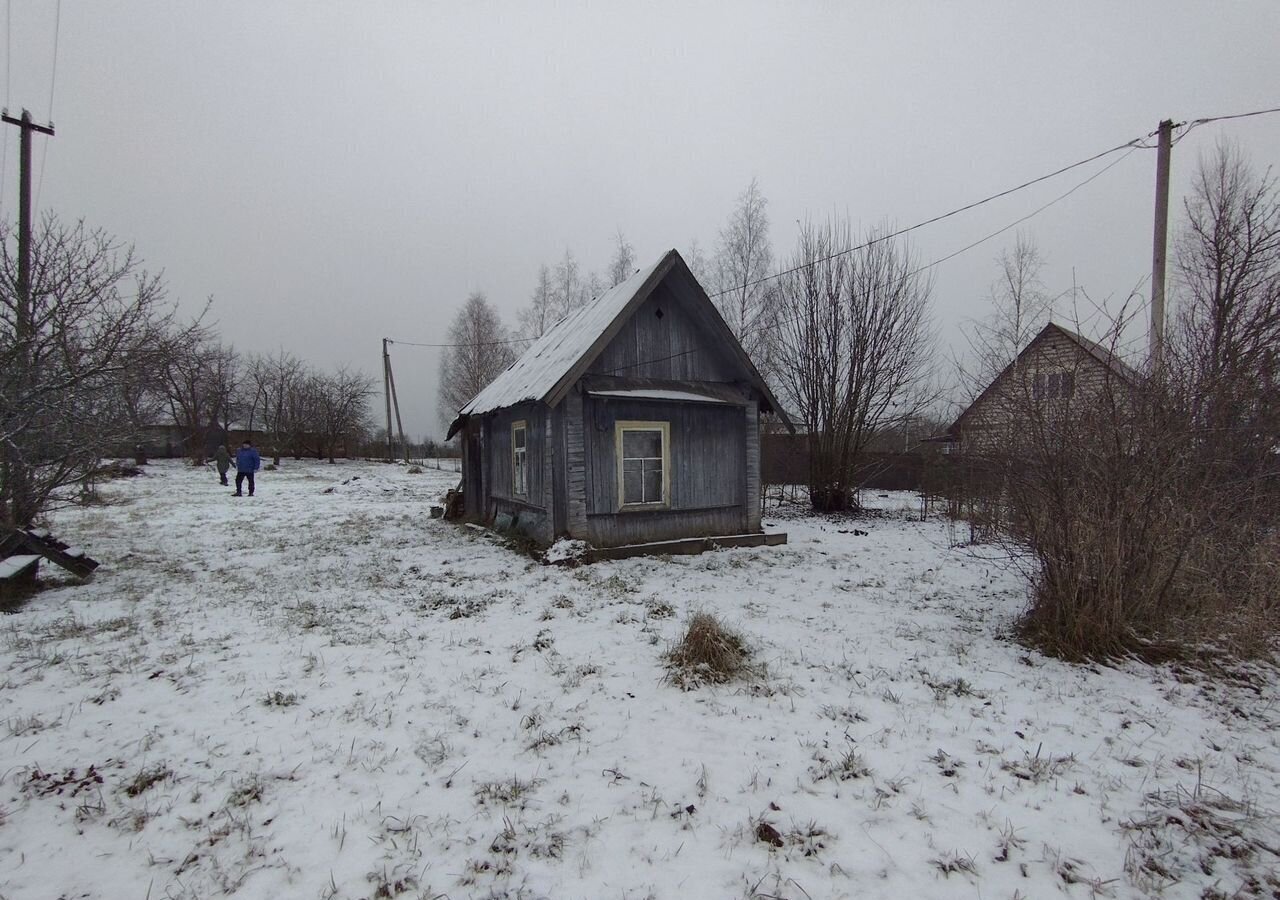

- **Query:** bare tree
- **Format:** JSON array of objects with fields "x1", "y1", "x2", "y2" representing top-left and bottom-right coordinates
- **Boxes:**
[
  {"x1": 773, "y1": 220, "x2": 934, "y2": 511},
  {"x1": 685, "y1": 238, "x2": 711, "y2": 287},
  {"x1": 712, "y1": 178, "x2": 775, "y2": 372},
  {"x1": 311, "y1": 366, "x2": 375, "y2": 463},
  {"x1": 1, "y1": 216, "x2": 178, "y2": 527},
  {"x1": 1171, "y1": 139, "x2": 1280, "y2": 463},
  {"x1": 607, "y1": 230, "x2": 637, "y2": 287},
  {"x1": 246, "y1": 350, "x2": 307, "y2": 465},
  {"x1": 553, "y1": 249, "x2": 588, "y2": 318},
  {"x1": 517, "y1": 265, "x2": 557, "y2": 341},
  {"x1": 160, "y1": 333, "x2": 240, "y2": 465},
  {"x1": 438, "y1": 292, "x2": 518, "y2": 429},
  {"x1": 958, "y1": 233, "x2": 1052, "y2": 393}
]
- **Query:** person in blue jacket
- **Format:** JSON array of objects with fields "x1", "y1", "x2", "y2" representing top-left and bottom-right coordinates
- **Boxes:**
[{"x1": 233, "y1": 440, "x2": 261, "y2": 497}]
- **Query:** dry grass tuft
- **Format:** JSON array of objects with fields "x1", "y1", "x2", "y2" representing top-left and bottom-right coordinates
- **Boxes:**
[{"x1": 664, "y1": 612, "x2": 752, "y2": 689}]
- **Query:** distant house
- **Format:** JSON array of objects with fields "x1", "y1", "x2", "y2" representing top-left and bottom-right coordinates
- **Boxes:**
[
  {"x1": 943, "y1": 322, "x2": 1139, "y2": 454},
  {"x1": 446, "y1": 249, "x2": 793, "y2": 549}
]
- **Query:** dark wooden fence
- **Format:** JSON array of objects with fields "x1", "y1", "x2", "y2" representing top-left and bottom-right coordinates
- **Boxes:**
[{"x1": 761, "y1": 434, "x2": 943, "y2": 493}]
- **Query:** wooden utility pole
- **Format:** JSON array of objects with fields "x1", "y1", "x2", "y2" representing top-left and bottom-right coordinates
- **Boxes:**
[
  {"x1": 1149, "y1": 118, "x2": 1173, "y2": 372},
  {"x1": 385, "y1": 354, "x2": 410, "y2": 463},
  {"x1": 2, "y1": 108, "x2": 56, "y2": 341},
  {"x1": 381, "y1": 338, "x2": 394, "y2": 461}
]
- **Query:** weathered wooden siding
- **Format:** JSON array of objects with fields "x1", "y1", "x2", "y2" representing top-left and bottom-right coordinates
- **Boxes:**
[
  {"x1": 583, "y1": 506, "x2": 747, "y2": 547},
  {"x1": 587, "y1": 285, "x2": 741, "y2": 382},
  {"x1": 959, "y1": 332, "x2": 1129, "y2": 454},
  {"x1": 745, "y1": 398, "x2": 761, "y2": 532},
  {"x1": 582, "y1": 396, "x2": 745, "y2": 515},
  {"x1": 564, "y1": 390, "x2": 588, "y2": 534},
  {"x1": 551, "y1": 403, "x2": 568, "y2": 535},
  {"x1": 485, "y1": 402, "x2": 548, "y2": 508}
]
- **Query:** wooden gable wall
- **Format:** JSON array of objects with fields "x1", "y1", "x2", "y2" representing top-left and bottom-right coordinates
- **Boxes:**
[{"x1": 587, "y1": 283, "x2": 742, "y2": 384}]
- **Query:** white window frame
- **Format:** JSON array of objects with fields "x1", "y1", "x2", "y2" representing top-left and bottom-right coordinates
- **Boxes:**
[
  {"x1": 616, "y1": 420, "x2": 670, "y2": 511},
  {"x1": 512, "y1": 420, "x2": 528, "y2": 498}
]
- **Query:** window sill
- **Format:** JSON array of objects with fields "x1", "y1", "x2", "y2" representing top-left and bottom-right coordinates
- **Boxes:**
[{"x1": 617, "y1": 502, "x2": 671, "y2": 514}]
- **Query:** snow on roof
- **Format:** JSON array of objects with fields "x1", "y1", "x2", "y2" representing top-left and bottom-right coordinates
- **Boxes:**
[
  {"x1": 456, "y1": 253, "x2": 670, "y2": 420},
  {"x1": 588, "y1": 388, "x2": 730, "y2": 404}
]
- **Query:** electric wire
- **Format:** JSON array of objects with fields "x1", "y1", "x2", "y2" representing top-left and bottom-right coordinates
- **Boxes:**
[
  {"x1": 1, "y1": 0, "x2": 11, "y2": 210},
  {"x1": 599, "y1": 146, "x2": 1142, "y2": 376},
  {"x1": 704, "y1": 134, "x2": 1150, "y2": 302},
  {"x1": 391, "y1": 130, "x2": 1153, "y2": 350},
  {"x1": 32, "y1": 0, "x2": 60, "y2": 214}
]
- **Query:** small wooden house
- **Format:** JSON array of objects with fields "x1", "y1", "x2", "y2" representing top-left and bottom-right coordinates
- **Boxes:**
[
  {"x1": 944, "y1": 322, "x2": 1138, "y2": 454},
  {"x1": 446, "y1": 249, "x2": 793, "y2": 550}
]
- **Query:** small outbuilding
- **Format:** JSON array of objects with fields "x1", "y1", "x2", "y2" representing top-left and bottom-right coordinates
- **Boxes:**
[{"x1": 446, "y1": 249, "x2": 793, "y2": 552}]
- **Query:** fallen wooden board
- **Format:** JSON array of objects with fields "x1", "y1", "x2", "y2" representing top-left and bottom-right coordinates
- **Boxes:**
[
  {"x1": 583, "y1": 531, "x2": 787, "y2": 563},
  {"x1": 0, "y1": 554, "x2": 41, "y2": 581},
  {"x1": 0, "y1": 529, "x2": 99, "y2": 579}
]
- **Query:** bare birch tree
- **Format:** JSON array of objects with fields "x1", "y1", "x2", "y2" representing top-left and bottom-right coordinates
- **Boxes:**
[
  {"x1": 517, "y1": 265, "x2": 557, "y2": 340},
  {"x1": 773, "y1": 220, "x2": 934, "y2": 511},
  {"x1": 553, "y1": 249, "x2": 588, "y2": 317},
  {"x1": 438, "y1": 292, "x2": 518, "y2": 429},
  {"x1": 958, "y1": 233, "x2": 1052, "y2": 393},
  {"x1": 685, "y1": 238, "x2": 711, "y2": 287},
  {"x1": 607, "y1": 230, "x2": 637, "y2": 287},
  {"x1": 712, "y1": 179, "x2": 775, "y2": 373}
]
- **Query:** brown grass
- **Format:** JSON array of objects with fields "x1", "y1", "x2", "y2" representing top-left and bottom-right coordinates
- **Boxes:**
[{"x1": 664, "y1": 612, "x2": 752, "y2": 688}]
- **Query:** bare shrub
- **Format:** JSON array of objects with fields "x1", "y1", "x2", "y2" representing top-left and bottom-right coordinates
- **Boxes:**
[
  {"x1": 954, "y1": 315, "x2": 1278, "y2": 661},
  {"x1": 664, "y1": 612, "x2": 751, "y2": 688}
]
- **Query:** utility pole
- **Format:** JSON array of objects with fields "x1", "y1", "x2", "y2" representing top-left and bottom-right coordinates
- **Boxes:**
[
  {"x1": 2, "y1": 108, "x2": 56, "y2": 341},
  {"x1": 386, "y1": 356, "x2": 410, "y2": 463},
  {"x1": 1149, "y1": 118, "x2": 1173, "y2": 373},
  {"x1": 381, "y1": 338, "x2": 394, "y2": 461}
]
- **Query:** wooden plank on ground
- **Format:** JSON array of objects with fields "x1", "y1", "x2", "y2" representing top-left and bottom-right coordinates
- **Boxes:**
[
  {"x1": 0, "y1": 554, "x2": 41, "y2": 580},
  {"x1": 583, "y1": 531, "x2": 786, "y2": 563}
]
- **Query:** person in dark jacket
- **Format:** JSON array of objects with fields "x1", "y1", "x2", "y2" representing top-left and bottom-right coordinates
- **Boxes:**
[
  {"x1": 234, "y1": 440, "x2": 261, "y2": 497},
  {"x1": 214, "y1": 445, "x2": 230, "y2": 486}
]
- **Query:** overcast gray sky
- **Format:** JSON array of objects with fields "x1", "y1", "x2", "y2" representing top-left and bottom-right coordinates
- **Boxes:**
[{"x1": 5, "y1": 1, "x2": 1279, "y2": 439}]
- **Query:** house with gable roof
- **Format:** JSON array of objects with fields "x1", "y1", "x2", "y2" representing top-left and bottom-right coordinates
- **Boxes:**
[
  {"x1": 446, "y1": 249, "x2": 793, "y2": 550},
  {"x1": 942, "y1": 322, "x2": 1140, "y2": 454}
]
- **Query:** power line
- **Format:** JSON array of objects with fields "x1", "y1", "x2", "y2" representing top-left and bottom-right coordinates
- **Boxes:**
[
  {"x1": 1, "y1": 0, "x2": 10, "y2": 209},
  {"x1": 601, "y1": 146, "x2": 1141, "y2": 376},
  {"x1": 705, "y1": 131, "x2": 1153, "y2": 302},
  {"x1": 1186, "y1": 105, "x2": 1280, "y2": 128},
  {"x1": 32, "y1": 0, "x2": 60, "y2": 213},
  {"x1": 393, "y1": 130, "x2": 1152, "y2": 351},
  {"x1": 394, "y1": 106, "x2": 1280, "y2": 353},
  {"x1": 388, "y1": 335, "x2": 533, "y2": 349}
]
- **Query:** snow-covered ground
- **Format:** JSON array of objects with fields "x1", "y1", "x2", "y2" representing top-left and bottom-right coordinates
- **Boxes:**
[{"x1": 1, "y1": 460, "x2": 1277, "y2": 900}]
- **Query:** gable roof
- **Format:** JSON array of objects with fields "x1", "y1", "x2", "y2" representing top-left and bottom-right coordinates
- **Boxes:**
[
  {"x1": 947, "y1": 322, "x2": 1141, "y2": 438},
  {"x1": 447, "y1": 249, "x2": 791, "y2": 438}
]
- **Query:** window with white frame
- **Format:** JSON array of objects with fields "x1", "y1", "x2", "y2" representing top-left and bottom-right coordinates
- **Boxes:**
[
  {"x1": 617, "y1": 421, "x2": 669, "y2": 508},
  {"x1": 512, "y1": 420, "x2": 527, "y2": 496}
]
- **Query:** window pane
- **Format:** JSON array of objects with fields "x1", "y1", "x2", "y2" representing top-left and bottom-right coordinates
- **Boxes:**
[
  {"x1": 1032, "y1": 374, "x2": 1045, "y2": 400},
  {"x1": 1062, "y1": 372, "x2": 1075, "y2": 398},
  {"x1": 623, "y1": 429, "x2": 662, "y2": 459},
  {"x1": 623, "y1": 458, "x2": 643, "y2": 504},
  {"x1": 643, "y1": 458, "x2": 664, "y2": 503},
  {"x1": 514, "y1": 451, "x2": 526, "y2": 494},
  {"x1": 514, "y1": 425, "x2": 526, "y2": 449}
]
